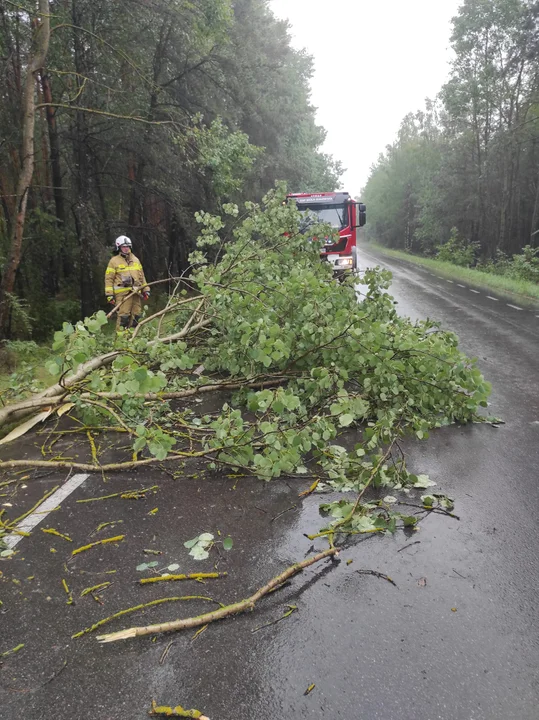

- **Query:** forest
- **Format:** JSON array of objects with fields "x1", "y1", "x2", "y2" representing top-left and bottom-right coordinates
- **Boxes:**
[
  {"x1": 363, "y1": 0, "x2": 539, "y2": 281},
  {"x1": 0, "y1": 0, "x2": 342, "y2": 339}
]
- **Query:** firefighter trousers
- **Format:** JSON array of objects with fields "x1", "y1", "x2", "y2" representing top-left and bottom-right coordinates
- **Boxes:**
[{"x1": 115, "y1": 292, "x2": 142, "y2": 329}]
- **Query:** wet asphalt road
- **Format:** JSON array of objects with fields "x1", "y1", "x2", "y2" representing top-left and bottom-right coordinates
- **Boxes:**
[{"x1": 1, "y1": 248, "x2": 539, "y2": 720}]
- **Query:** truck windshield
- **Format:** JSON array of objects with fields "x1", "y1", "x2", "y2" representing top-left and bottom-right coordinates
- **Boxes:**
[{"x1": 298, "y1": 204, "x2": 348, "y2": 230}]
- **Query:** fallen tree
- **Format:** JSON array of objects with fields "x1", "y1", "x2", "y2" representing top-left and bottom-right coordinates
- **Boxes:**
[{"x1": 0, "y1": 187, "x2": 491, "y2": 537}]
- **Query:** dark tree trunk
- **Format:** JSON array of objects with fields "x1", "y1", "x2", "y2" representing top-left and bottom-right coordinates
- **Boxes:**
[
  {"x1": 0, "y1": 0, "x2": 51, "y2": 336},
  {"x1": 71, "y1": 0, "x2": 94, "y2": 319},
  {"x1": 40, "y1": 71, "x2": 66, "y2": 229}
]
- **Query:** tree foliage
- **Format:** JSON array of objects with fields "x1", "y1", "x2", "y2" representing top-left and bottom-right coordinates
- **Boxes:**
[
  {"x1": 0, "y1": 189, "x2": 490, "y2": 536},
  {"x1": 364, "y1": 0, "x2": 539, "y2": 268}
]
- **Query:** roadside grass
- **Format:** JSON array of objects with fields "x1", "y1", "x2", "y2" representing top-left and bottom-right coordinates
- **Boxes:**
[{"x1": 363, "y1": 242, "x2": 539, "y2": 305}]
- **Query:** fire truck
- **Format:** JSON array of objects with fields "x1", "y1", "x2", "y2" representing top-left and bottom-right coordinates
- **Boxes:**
[{"x1": 287, "y1": 191, "x2": 366, "y2": 280}]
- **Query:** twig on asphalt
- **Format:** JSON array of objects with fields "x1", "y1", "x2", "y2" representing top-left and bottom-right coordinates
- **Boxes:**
[
  {"x1": 397, "y1": 541, "x2": 421, "y2": 553},
  {"x1": 149, "y1": 700, "x2": 210, "y2": 719},
  {"x1": 270, "y1": 505, "x2": 297, "y2": 522},
  {"x1": 159, "y1": 641, "x2": 175, "y2": 665},
  {"x1": 191, "y1": 625, "x2": 208, "y2": 643},
  {"x1": 356, "y1": 569, "x2": 398, "y2": 587},
  {"x1": 140, "y1": 572, "x2": 227, "y2": 585},
  {"x1": 42, "y1": 659, "x2": 68, "y2": 686},
  {"x1": 251, "y1": 604, "x2": 298, "y2": 634}
]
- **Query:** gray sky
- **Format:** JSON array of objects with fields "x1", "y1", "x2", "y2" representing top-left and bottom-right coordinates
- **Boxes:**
[{"x1": 270, "y1": 0, "x2": 463, "y2": 196}]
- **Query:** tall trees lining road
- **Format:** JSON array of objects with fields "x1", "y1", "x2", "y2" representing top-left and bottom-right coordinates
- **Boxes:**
[
  {"x1": 364, "y1": 0, "x2": 539, "y2": 261},
  {"x1": 0, "y1": 0, "x2": 342, "y2": 338}
]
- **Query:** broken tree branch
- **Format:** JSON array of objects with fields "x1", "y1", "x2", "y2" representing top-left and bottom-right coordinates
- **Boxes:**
[{"x1": 97, "y1": 548, "x2": 338, "y2": 643}]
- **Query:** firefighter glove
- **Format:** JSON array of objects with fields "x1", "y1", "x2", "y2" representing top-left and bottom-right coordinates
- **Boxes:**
[
  {"x1": 107, "y1": 296, "x2": 115, "y2": 305},
  {"x1": 142, "y1": 291, "x2": 150, "y2": 301}
]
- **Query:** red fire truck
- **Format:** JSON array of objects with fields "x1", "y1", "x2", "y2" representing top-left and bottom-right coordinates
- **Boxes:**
[{"x1": 287, "y1": 191, "x2": 366, "y2": 280}]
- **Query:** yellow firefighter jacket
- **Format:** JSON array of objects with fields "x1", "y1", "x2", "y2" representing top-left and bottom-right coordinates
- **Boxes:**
[{"x1": 105, "y1": 252, "x2": 149, "y2": 298}]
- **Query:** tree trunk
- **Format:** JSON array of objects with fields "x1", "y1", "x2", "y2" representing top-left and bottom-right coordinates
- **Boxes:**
[
  {"x1": 40, "y1": 71, "x2": 66, "y2": 229},
  {"x1": 0, "y1": 1, "x2": 51, "y2": 336},
  {"x1": 531, "y1": 165, "x2": 539, "y2": 247},
  {"x1": 71, "y1": 0, "x2": 96, "y2": 319},
  {"x1": 128, "y1": 20, "x2": 170, "y2": 247}
]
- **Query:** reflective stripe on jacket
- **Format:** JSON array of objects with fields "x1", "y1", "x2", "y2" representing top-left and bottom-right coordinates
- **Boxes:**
[{"x1": 105, "y1": 252, "x2": 149, "y2": 297}]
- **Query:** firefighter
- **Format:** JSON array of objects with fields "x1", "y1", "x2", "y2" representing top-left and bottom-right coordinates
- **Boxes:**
[{"x1": 105, "y1": 235, "x2": 150, "y2": 329}]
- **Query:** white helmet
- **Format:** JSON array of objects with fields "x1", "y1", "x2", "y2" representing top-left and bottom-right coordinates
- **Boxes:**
[{"x1": 115, "y1": 235, "x2": 132, "y2": 250}]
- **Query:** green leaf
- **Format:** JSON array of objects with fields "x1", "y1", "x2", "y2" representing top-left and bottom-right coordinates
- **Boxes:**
[
  {"x1": 413, "y1": 475, "x2": 436, "y2": 489},
  {"x1": 45, "y1": 359, "x2": 61, "y2": 376},
  {"x1": 136, "y1": 563, "x2": 148, "y2": 571},
  {"x1": 438, "y1": 495, "x2": 455, "y2": 511},
  {"x1": 223, "y1": 537, "x2": 233, "y2": 551},
  {"x1": 133, "y1": 437, "x2": 146, "y2": 453},
  {"x1": 190, "y1": 547, "x2": 209, "y2": 560},
  {"x1": 339, "y1": 414, "x2": 354, "y2": 427},
  {"x1": 72, "y1": 352, "x2": 88, "y2": 364},
  {"x1": 198, "y1": 533, "x2": 214, "y2": 542},
  {"x1": 134, "y1": 367, "x2": 148, "y2": 384},
  {"x1": 95, "y1": 310, "x2": 108, "y2": 326},
  {"x1": 353, "y1": 515, "x2": 377, "y2": 532}
]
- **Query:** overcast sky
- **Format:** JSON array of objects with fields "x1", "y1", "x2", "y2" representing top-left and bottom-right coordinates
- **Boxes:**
[{"x1": 270, "y1": 0, "x2": 463, "y2": 196}]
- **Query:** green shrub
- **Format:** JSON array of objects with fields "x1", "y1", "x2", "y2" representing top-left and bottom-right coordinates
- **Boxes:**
[
  {"x1": 477, "y1": 250, "x2": 512, "y2": 276},
  {"x1": 436, "y1": 228, "x2": 478, "y2": 267},
  {"x1": 478, "y1": 245, "x2": 539, "y2": 283},
  {"x1": 509, "y1": 245, "x2": 539, "y2": 283}
]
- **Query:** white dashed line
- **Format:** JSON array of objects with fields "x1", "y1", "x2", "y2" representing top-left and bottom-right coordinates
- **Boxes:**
[
  {"x1": 436, "y1": 276, "x2": 444, "y2": 279},
  {"x1": 507, "y1": 304, "x2": 523, "y2": 311},
  {"x1": 486, "y1": 296, "x2": 499, "y2": 301},
  {"x1": 3, "y1": 473, "x2": 89, "y2": 549},
  {"x1": 469, "y1": 289, "x2": 480, "y2": 294},
  {"x1": 446, "y1": 280, "x2": 454, "y2": 283},
  {"x1": 457, "y1": 284, "x2": 466, "y2": 288}
]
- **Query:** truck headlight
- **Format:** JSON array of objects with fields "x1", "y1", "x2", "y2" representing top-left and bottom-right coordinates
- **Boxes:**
[{"x1": 335, "y1": 257, "x2": 353, "y2": 267}]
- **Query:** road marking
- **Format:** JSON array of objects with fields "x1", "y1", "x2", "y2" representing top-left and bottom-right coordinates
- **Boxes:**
[
  {"x1": 457, "y1": 284, "x2": 466, "y2": 288},
  {"x1": 436, "y1": 276, "x2": 444, "y2": 279},
  {"x1": 469, "y1": 289, "x2": 480, "y2": 294},
  {"x1": 3, "y1": 473, "x2": 89, "y2": 550},
  {"x1": 446, "y1": 280, "x2": 454, "y2": 283},
  {"x1": 507, "y1": 304, "x2": 523, "y2": 311},
  {"x1": 486, "y1": 296, "x2": 499, "y2": 301}
]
